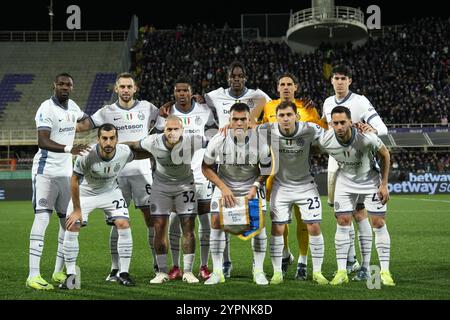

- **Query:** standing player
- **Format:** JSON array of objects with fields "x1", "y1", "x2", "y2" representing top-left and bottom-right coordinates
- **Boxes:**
[
  {"x1": 261, "y1": 101, "x2": 328, "y2": 285},
  {"x1": 126, "y1": 115, "x2": 206, "y2": 284},
  {"x1": 61, "y1": 124, "x2": 150, "y2": 289},
  {"x1": 204, "y1": 61, "x2": 271, "y2": 278},
  {"x1": 322, "y1": 65, "x2": 388, "y2": 274},
  {"x1": 202, "y1": 103, "x2": 271, "y2": 285},
  {"x1": 155, "y1": 78, "x2": 217, "y2": 281},
  {"x1": 77, "y1": 73, "x2": 161, "y2": 280},
  {"x1": 26, "y1": 73, "x2": 90, "y2": 290},
  {"x1": 250, "y1": 72, "x2": 327, "y2": 280},
  {"x1": 320, "y1": 106, "x2": 395, "y2": 286}
]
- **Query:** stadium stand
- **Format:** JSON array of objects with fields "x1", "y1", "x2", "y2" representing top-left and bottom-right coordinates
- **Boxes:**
[
  {"x1": 0, "y1": 42, "x2": 123, "y2": 129},
  {"x1": 135, "y1": 18, "x2": 449, "y2": 126}
]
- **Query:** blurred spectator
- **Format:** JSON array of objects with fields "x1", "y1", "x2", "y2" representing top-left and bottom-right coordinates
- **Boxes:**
[{"x1": 135, "y1": 18, "x2": 449, "y2": 123}]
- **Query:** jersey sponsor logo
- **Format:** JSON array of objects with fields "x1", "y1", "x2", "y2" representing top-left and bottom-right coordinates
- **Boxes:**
[
  {"x1": 59, "y1": 126, "x2": 75, "y2": 133},
  {"x1": 116, "y1": 124, "x2": 144, "y2": 131}
]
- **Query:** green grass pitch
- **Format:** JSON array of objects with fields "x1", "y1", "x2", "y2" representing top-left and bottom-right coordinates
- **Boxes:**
[{"x1": 1, "y1": 195, "x2": 449, "y2": 300}]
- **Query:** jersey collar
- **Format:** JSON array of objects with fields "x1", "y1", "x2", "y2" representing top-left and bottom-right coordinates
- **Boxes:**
[
  {"x1": 227, "y1": 87, "x2": 248, "y2": 99},
  {"x1": 335, "y1": 127, "x2": 356, "y2": 147},
  {"x1": 334, "y1": 91, "x2": 353, "y2": 105},
  {"x1": 51, "y1": 96, "x2": 69, "y2": 110},
  {"x1": 174, "y1": 101, "x2": 196, "y2": 114},
  {"x1": 115, "y1": 99, "x2": 139, "y2": 111},
  {"x1": 277, "y1": 122, "x2": 299, "y2": 138}
]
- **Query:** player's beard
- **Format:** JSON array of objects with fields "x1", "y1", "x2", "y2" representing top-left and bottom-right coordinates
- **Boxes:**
[{"x1": 167, "y1": 132, "x2": 182, "y2": 145}]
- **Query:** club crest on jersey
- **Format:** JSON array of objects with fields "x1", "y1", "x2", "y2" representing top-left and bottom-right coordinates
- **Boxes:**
[
  {"x1": 195, "y1": 116, "x2": 202, "y2": 125},
  {"x1": 246, "y1": 99, "x2": 254, "y2": 108},
  {"x1": 138, "y1": 111, "x2": 145, "y2": 121},
  {"x1": 296, "y1": 137, "x2": 305, "y2": 147},
  {"x1": 114, "y1": 163, "x2": 121, "y2": 172}
]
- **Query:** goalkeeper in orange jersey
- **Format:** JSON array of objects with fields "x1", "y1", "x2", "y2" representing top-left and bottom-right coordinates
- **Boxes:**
[{"x1": 250, "y1": 72, "x2": 327, "y2": 280}]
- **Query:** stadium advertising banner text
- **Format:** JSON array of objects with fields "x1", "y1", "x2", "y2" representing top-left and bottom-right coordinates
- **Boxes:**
[{"x1": 388, "y1": 172, "x2": 450, "y2": 195}]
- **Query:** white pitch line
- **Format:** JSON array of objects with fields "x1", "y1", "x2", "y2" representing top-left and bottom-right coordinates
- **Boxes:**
[{"x1": 396, "y1": 197, "x2": 450, "y2": 204}]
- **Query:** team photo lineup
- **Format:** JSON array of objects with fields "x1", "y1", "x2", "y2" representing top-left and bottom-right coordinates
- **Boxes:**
[
  {"x1": 1, "y1": 1, "x2": 449, "y2": 302},
  {"x1": 26, "y1": 63, "x2": 395, "y2": 290}
]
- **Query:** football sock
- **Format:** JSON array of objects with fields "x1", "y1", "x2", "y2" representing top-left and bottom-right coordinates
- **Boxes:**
[
  {"x1": 156, "y1": 254, "x2": 168, "y2": 273},
  {"x1": 358, "y1": 218, "x2": 373, "y2": 269},
  {"x1": 210, "y1": 228, "x2": 225, "y2": 272},
  {"x1": 28, "y1": 212, "x2": 50, "y2": 278},
  {"x1": 63, "y1": 231, "x2": 79, "y2": 275},
  {"x1": 270, "y1": 235, "x2": 284, "y2": 272},
  {"x1": 252, "y1": 227, "x2": 267, "y2": 271},
  {"x1": 335, "y1": 224, "x2": 351, "y2": 271},
  {"x1": 183, "y1": 253, "x2": 195, "y2": 273},
  {"x1": 309, "y1": 234, "x2": 324, "y2": 273},
  {"x1": 109, "y1": 226, "x2": 120, "y2": 270},
  {"x1": 223, "y1": 232, "x2": 231, "y2": 264},
  {"x1": 53, "y1": 217, "x2": 66, "y2": 273},
  {"x1": 198, "y1": 213, "x2": 210, "y2": 267},
  {"x1": 169, "y1": 212, "x2": 181, "y2": 267},
  {"x1": 347, "y1": 222, "x2": 356, "y2": 263},
  {"x1": 117, "y1": 228, "x2": 133, "y2": 274},
  {"x1": 374, "y1": 225, "x2": 391, "y2": 271}
]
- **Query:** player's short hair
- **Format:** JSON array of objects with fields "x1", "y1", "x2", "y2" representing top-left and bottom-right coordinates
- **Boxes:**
[
  {"x1": 165, "y1": 114, "x2": 184, "y2": 127},
  {"x1": 331, "y1": 65, "x2": 352, "y2": 78},
  {"x1": 276, "y1": 101, "x2": 297, "y2": 115},
  {"x1": 331, "y1": 106, "x2": 351, "y2": 119},
  {"x1": 55, "y1": 73, "x2": 73, "y2": 82},
  {"x1": 174, "y1": 77, "x2": 192, "y2": 88},
  {"x1": 228, "y1": 61, "x2": 247, "y2": 77},
  {"x1": 276, "y1": 72, "x2": 298, "y2": 85},
  {"x1": 230, "y1": 102, "x2": 250, "y2": 114},
  {"x1": 98, "y1": 123, "x2": 118, "y2": 138},
  {"x1": 116, "y1": 72, "x2": 135, "y2": 83}
]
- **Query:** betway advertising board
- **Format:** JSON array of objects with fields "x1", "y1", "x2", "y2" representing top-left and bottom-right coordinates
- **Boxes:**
[{"x1": 388, "y1": 173, "x2": 450, "y2": 195}]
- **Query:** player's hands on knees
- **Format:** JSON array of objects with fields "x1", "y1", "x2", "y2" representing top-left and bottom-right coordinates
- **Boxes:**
[
  {"x1": 66, "y1": 210, "x2": 82, "y2": 230},
  {"x1": 355, "y1": 122, "x2": 377, "y2": 134},
  {"x1": 71, "y1": 144, "x2": 91, "y2": 156},
  {"x1": 247, "y1": 186, "x2": 257, "y2": 200},
  {"x1": 221, "y1": 186, "x2": 236, "y2": 208},
  {"x1": 378, "y1": 185, "x2": 390, "y2": 205},
  {"x1": 193, "y1": 94, "x2": 205, "y2": 104},
  {"x1": 159, "y1": 100, "x2": 174, "y2": 117}
]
